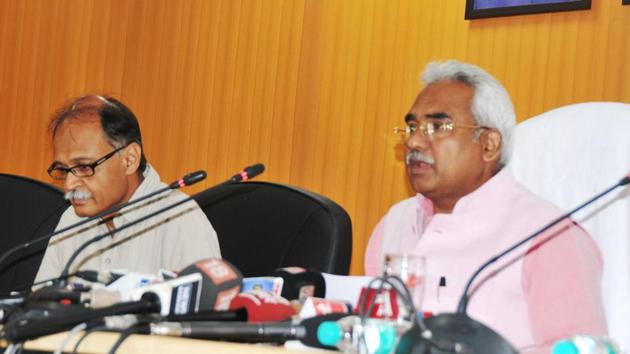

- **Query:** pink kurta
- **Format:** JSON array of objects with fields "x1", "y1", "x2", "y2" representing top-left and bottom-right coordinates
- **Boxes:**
[{"x1": 365, "y1": 169, "x2": 607, "y2": 350}]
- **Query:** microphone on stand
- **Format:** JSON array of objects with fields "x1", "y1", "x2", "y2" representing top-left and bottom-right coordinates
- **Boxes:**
[
  {"x1": 140, "y1": 312, "x2": 347, "y2": 345},
  {"x1": 57, "y1": 163, "x2": 265, "y2": 283},
  {"x1": 0, "y1": 170, "x2": 207, "y2": 277},
  {"x1": 228, "y1": 163, "x2": 265, "y2": 183},
  {"x1": 396, "y1": 172, "x2": 630, "y2": 354}
]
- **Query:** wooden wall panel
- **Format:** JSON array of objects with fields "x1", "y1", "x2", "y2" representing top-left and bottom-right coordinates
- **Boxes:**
[{"x1": 1, "y1": 0, "x2": 629, "y2": 275}]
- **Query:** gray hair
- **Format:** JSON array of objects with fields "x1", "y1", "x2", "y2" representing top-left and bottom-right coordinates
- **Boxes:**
[{"x1": 421, "y1": 60, "x2": 516, "y2": 167}]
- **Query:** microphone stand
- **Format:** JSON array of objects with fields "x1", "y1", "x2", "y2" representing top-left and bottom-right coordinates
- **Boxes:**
[
  {"x1": 58, "y1": 195, "x2": 200, "y2": 282},
  {"x1": 396, "y1": 173, "x2": 630, "y2": 354},
  {"x1": 58, "y1": 163, "x2": 265, "y2": 282}
]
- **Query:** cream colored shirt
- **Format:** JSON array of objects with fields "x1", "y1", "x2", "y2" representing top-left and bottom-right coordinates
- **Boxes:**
[{"x1": 34, "y1": 164, "x2": 221, "y2": 283}]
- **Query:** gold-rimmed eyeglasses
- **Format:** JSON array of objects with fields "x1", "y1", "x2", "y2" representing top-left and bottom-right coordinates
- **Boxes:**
[{"x1": 393, "y1": 116, "x2": 484, "y2": 139}]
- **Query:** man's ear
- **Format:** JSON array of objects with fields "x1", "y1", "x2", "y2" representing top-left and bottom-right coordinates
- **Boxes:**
[
  {"x1": 123, "y1": 142, "x2": 142, "y2": 175},
  {"x1": 481, "y1": 129, "x2": 502, "y2": 163}
]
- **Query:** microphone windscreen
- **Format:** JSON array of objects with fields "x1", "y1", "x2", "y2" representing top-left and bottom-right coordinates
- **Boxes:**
[
  {"x1": 272, "y1": 267, "x2": 326, "y2": 301},
  {"x1": 182, "y1": 170, "x2": 207, "y2": 186},
  {"x1": 299, "y1": 313, "x2": 348, "y2": 349},
  {"x1": 244, "y1": 163, "x2": 265, "y2": 179},
  {"x1": 169, "y1": 170, "x2": 207, "y2": 189},
  {"x1": 229, "y1": 291, "x2": 297, "y2": 322},
  {"x1": 179, "y1": 258, "x2": 243, "y2": 311}
]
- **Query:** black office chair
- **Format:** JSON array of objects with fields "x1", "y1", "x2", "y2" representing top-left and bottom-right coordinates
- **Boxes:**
[
  {"x1": 0, "y1": 174, "x2": 68, "y2": 293},
  {"x1": 193, "y1": 181, "x2": 352, "y2": 277}
]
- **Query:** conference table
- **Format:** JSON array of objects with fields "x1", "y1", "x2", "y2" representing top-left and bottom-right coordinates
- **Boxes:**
[{"x1": 21, "y1": 331, "x2": 330, "y2": 354}]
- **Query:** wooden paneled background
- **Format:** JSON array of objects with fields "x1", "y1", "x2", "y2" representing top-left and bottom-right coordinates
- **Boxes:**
[{"x1": 1, "y1": 0, "x2": 629, "y2": 275}]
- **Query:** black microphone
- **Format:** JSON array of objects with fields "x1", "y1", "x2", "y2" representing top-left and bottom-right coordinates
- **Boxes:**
[
  {"x1": 458, "y1": 172, "x2": 630, "y2": 314},
  {"x1": 228, "y1": 163, "x2": 265, "y2": 183},
  {"x1": 396, "y1": 172, "x2": 630, "y2": 354},
  {"x1": 169, "y1": 170, "x2": 207, "y2": 189},
  {"x1": 143, "y1": 312, "x2": 346, "y2": 346},
  {"x1": 272, "y1": 267, "x2": 326, "y2": 301},
  {"x1": 0, "y1": 170, "x2": 207, "y2": 278},
  {"x1": 1, "y1": 293, "x2": 161, "y2": 342}
]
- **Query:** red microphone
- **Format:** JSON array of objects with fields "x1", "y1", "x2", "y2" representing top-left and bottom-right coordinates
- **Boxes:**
[
  {"x1": 355, "y1": 287, "x2": 401, "y2": 319},
  {"x1": 229, "y1": 291, "x2": 297, "y2": 322},
  {"x1": 179, "y1": 258, "x2": 243, "y2": 311}
]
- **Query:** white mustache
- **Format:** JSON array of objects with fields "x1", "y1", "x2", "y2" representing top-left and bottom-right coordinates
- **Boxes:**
[
  {"x1": 406, "y1": 150, "x2": 435, "y2": 166},
  {"x1": 65, "y1": 189, "x2": 92, "y2": 201}
]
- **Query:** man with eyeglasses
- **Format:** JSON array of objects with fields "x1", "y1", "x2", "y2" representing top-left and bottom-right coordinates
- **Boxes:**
[
  {"x1": 34, "y1": 95, "x2": 221, "y2": 284},
  {"x1": 364, "y1": 61, "x2": 606, "y2": 350}
]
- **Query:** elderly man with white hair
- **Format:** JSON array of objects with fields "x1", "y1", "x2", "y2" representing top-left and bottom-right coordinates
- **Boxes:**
[{"x1": 365, "y1": 60, "x2": 606, "y2": 350}]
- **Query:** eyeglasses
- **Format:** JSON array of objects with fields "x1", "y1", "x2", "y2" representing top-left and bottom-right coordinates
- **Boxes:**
[
  {"x1": 393, "y1": 115, "x2": 484, "y2": 139},
  {"x1": 47, "y1": 145, "x2": 127, "y2": 180}
]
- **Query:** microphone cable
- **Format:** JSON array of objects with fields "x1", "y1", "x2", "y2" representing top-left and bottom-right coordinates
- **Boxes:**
[
  {"x1": 69, "y1": 324, "x2": 107, "y2": 354},
  {"x1": 53, "y1": 322, "x2": 87, "y2": 354},
  {"x1": 107, "y1": 321, "x2": 150, "y2": 354}
]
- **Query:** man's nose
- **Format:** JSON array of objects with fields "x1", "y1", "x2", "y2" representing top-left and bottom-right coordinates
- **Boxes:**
[
  {"x1": 406, "y1": 128, "x2": 431, "y2": 151},
  {"x1": 64, "y1": 173, "x2": 82, "y2": 192}
]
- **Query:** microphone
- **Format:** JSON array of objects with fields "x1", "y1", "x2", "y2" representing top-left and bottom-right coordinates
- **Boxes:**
[
  {"x1": 229, "y1": 291, "x2": 297, "y2": 322},
  {"x1": 57, "y1": 164, "x2": 264, "y2": 283},
  {"x1": 177, "y1": 258, "x2": 243, "y2": 312},
  {"x1": 143, "y1": 312, "x2": 347, "y2": 346},
  {"x1": 228, "y1": 163, "x2": 265, "y2": 183},
  {"x1": 87, "y1": 258, "x2": 242, "y2": 315},
  {"x1": 101, "y1": 308, "x2": 249, "y2": 331},
  {"x1": 272, "y1": 267, "x2": 326, "y2": 302},
  {"x1": 397, "y1": 172, "x2": 630, "y2": 354},
  {"x1": 1, "y1": 292, "x2": 161, "y2": 342},
  {"x1": 169, "y1": 170, "x2": 206, "y2": 189},
  {"x1": 55, "y1": 164, "x2": 265, "y2": 284},
  {"x1": 0, "y1": 170, "x2": 207, "y2": 278},
  {"x1": 457, "y1": 172, "x2": 630, "y2": 314},
  {"x1": 3, "y1": 259, "x2": 244, "y2": 342}
]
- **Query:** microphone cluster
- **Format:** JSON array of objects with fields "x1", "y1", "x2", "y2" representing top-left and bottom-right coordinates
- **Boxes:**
[
  {"x1": 0, "y1": 260, "x2": 358, "y2": 350},
  {"x1": 1, "y1": 164, "x2": 627, "y2": 354},
  {"x1": 0, "y1": 162, "x2": 380, "y2": 352}
]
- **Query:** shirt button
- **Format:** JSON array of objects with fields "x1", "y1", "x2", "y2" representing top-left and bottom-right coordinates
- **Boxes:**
[{"x1": 105, "y1": 258, "x2": 111, "y2": 265}]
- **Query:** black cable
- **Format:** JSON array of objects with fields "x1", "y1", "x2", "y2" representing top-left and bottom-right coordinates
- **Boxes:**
[{"x1": 107, "y1": 324, "x2": 147, "y2": 354}]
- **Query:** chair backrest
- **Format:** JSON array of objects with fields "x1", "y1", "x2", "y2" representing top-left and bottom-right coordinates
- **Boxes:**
[
  {"x1": 0, "y1": 174, "x2": 67, "y2": 292},
  {"x1": 192, "y1": 181, "x2": 352, "y2": 277},
  {"x1": 508, "y1": 102, "x2": 630, "y2": 349}
]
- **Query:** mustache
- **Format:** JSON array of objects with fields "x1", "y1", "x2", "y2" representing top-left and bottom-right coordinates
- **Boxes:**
[
  {"x1": 406, "y1": 150, "x2": 435, "y2": 166},
  {"x1": 64, "y1": 188, "x2": 92, "y2": 201}
]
